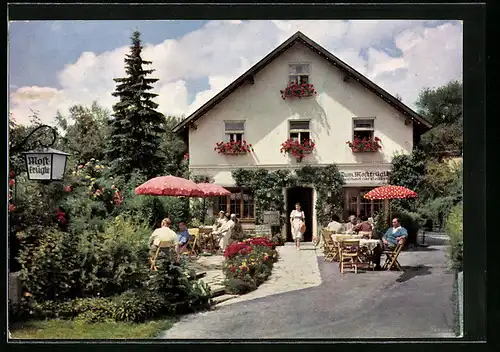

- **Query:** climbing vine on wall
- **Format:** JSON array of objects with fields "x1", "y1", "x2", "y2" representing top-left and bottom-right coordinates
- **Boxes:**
[{"x1": 231, "y1": 164, "x2": 344, "y2": 227}]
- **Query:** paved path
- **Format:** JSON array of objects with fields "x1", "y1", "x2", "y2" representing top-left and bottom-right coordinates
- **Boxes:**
[
  {"x1": 218, "y1": 243, "x2": 322, "y2": 307},
  {"x1": 164, "y1": 243, "x2": 454, "y2": 339}
]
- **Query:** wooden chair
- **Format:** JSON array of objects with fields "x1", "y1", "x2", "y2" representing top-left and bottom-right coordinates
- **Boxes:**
[
  {"x1": 338, "y1": 239, "x2": 360, "y2": 274},
  {"x1": 187, "y1": 228, "x2": 200, "y2": 256},
  {"x1": 320, "y1": 229, "x2": 338, "y2": 262},
  {"x1": 150, "y1": 241, "x2": 174, "y2": 271},
  {"x1": 198, "y1": 227, "x2": 216, "y2": 253},
  {"x1": 382, "y1": 238, "x2": 406, "y2": 271}
]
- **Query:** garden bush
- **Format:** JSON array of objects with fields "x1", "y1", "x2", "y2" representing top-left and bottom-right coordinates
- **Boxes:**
[
  {"x1": 445, "y1": 203, "x2": 463, "y2": 271},
  {"x1": 222, "y1": 238, "x2": 279, "y2": 295}
]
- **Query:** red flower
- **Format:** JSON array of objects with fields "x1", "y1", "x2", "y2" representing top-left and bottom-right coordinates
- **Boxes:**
[
  {"x1": 9, "y1": 171, "x2": 15, "y2": 178},
  {"x1": 64, "y1": 185, "x2": 72, "y2": 193},
  {"x1": 9, "y1": 204, "x2": 16, "y2": 212},
  {"x1": 9, "y1": 179, "x2": 15, "y2": 188}
]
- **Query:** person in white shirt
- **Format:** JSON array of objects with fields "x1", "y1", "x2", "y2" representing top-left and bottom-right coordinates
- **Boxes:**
[
  {"x1": 149, "y1": 218, "x2": 179, "y2": 258},
  {"x1": 213, "y1": 211, "x2": 228, "y2": 231},
  {"x1": 212, "y1": 213, "x2": 235, "y2": 251},
  {"x1": 290, "y1": 203, "x2": 305, "y2": 251},
  {"x1": 327, "y1": 214, "x2": 344, "y2": 234},
  {"x1": 344, "y1": 215, "x2": 358, "y2": 233}
]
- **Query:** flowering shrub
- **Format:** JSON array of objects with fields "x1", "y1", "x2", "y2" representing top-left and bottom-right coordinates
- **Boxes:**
[
  {"x1": 223, "y1": 240, "x2": 279, "y2": 294},
  {"x1": 214, "y1": 140, "x2": 253, "y2": 155},
  {"x1": 280, "y1": 138, "x2": 315, "y2": 161},
  {"x1": 346, "y1": 136, "x2": 382, "y2": 153},
  {"x1": 8, "y1": 171, "x2": 15, "y2": 212},
  {"x1": 280, "y1": 82, "x2": 317, "y2": 100}
]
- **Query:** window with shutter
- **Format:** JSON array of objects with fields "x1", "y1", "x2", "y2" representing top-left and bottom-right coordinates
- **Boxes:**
[
  {"x1": 288, "y1": 63, "x2": 310, "y2": 85},
  {"x1": 289, "y1": 120, "x2": 311, "y2": 142},
  {"x1": 352, "y1": 118, "x2": 375, "y2": 140},
  {"x1": 224, "y1": 121, "x2": 245, "y2": 142}
]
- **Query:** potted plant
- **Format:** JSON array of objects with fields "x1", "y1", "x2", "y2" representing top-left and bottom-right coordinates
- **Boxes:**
[
  {"x1": 346, "y1": 136, "x2": 382, "y2": 153},
  {"x1": 280, "y1": 138, "x2": 315, "y2": 162},
  {"x1": 214, "y1": 140, "x2": 254, "y2": 155},
  {"x1": 280, "y1": 82, "x2": 317, "y2": 100}
]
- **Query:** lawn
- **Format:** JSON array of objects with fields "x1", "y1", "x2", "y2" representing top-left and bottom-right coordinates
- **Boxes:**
[{"x1": 9, "y1": 318, "x2": 176, "y2": 339}]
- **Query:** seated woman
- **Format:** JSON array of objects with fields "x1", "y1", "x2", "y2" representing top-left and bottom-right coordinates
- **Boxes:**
[
  {"x1": 212, "y1": 213, "x2": 235, "y2": 251},
  {"x1": 353, "y1": 215, "x2": 373, "y2": 238}
]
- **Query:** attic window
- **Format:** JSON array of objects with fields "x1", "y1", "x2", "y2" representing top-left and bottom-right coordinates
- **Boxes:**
[
  {"x1": 225, "y1": 121, "x2": 245, "y2": 142},
  {"x1": 289, "y1": 120, "x2": 310, "y2": 142},
  {"x1": 353, "y1": 118, "x2": 375, "y2": 140},
  {"x1": 289, "y1": 63, "x2": 310, "y2": 85}
]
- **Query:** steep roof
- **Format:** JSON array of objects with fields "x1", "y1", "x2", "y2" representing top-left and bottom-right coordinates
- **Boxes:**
[{"x1": 173, "y1": 31, "x2": 432, "y2": 133}]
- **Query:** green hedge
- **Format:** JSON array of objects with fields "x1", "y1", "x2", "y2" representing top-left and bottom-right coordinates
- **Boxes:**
[{"x1": 445, "y1": 203, "x2": 463, "y2": 271}]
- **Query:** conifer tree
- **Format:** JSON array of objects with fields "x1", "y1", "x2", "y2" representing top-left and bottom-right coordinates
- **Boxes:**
[{"x1": 106, "y1": 30, "x2": 166, "y2": 180}]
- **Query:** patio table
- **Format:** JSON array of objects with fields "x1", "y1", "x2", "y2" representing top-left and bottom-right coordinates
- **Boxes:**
[{"x1": 359, "y1": 239, "x2": 382, "y2": 251}]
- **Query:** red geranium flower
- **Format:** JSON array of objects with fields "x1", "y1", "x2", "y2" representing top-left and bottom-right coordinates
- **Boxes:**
[
  {"x1": 64, "y1": 185, "x2": 72, "y2": 193},
  {"x1": 9, "y1": 204, "x2": 16, "y2": 212},
  {"x1": 9, "y1": 179, "x2": 15, "y2": 188}
]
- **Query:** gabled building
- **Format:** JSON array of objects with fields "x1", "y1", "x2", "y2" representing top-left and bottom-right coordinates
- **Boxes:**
[{"x1": 173, "y1": 31, "x2": 431, "y2": 240}]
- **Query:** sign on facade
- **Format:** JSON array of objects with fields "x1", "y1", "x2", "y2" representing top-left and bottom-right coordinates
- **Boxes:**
[
  {"x1": 26, "y1": 154, "x2": 52, "y2": 180},
  {"x1": 254, "y1": 224, "x2": 272, "y2": 236},
  {"x1": 341, "y1": 170, "x2": 390, "y2": 184},
  {"x1": 263, "y1": 211, "x2": 281, "y2": 226}
]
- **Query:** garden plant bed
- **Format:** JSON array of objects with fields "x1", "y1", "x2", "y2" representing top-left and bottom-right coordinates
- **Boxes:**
[{"x1": 222, "y1": 237, "x2": 279, "y2": 295}]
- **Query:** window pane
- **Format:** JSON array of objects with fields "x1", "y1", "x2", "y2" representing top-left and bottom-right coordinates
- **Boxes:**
[
  {"x1": 226, "y1": 133, "x2": 244, "y2": 142},
  {"x1": 290, "y1": 120, "x2": 310, "y2": 130},
  {"x1": 217, "y1": 196, "x2": 228, "y2": 213},
  {"x1": 373, "y1": 200, "x2": 384, "y2": 216},
  {"x1": 290, "y1": 132, "x2": 299, "y2": 140},
  {"x1": 289, "y1": 75, "x2": 298, "y2": 84},
  {"x1": 242, "y1": 190, "x2": 255, "y2": 219},
  {"x1": 225, "y1": 121, "x2": 245, "y2": 131},
  {"x1": 299, "y1": 75, "x2": 309, "y2": 84},
  {"x1": 353, "y1": 130, "x2": 374, "y2": 140},
  {"x1": 359, "y1": 189, "x2": 371, "y2": 218},
  {"x1": 230, "y1": 194, "x2": 241, "y2": 217},
  {"x1": 300, "y1": 131, "x2": 310, "y2": 141}
]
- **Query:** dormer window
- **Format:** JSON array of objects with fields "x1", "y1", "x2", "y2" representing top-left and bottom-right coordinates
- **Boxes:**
[
  {"x1": 289, "y1": 63, "x2": 310, "y2": 85},
  {"x1": 289, "y1": 120, "x2": 310, "y2": 142},
  {"x1": 225, "y1": 120, "x2": 245, "y2": 142},
  {"x1": 352, "y1": 118, "x2": 375, "y2": 140}
]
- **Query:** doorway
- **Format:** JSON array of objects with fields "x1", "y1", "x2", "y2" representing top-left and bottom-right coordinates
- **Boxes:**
[{"x1": 286, "y1": 187, "x2": 314, "y2": 242}]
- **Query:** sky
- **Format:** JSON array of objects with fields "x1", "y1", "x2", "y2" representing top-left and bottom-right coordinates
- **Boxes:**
[{"x1": 9, "y1": 20, "x2": 463, "y2": 126}]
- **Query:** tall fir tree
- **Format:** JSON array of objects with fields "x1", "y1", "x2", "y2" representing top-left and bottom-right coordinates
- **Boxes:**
[{"x1": 106, "y1": 30, "x2": 166, "y2": 180}]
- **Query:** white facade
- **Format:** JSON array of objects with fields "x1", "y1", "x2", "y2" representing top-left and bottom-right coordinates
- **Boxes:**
[{"x1": 185, "y1": 41, "x2": 417, "y2": 238}]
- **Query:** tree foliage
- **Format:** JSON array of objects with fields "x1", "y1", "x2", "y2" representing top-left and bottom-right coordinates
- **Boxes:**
[
  {"x1": 55, "y1": 102, "x2": 110, "y2": 165},
  {"x1": 415, "y1": 80, "x2": 463, "y2": 158},
  {"x1": 106, "y1": 30, "x2": 166, "y2": 180}
]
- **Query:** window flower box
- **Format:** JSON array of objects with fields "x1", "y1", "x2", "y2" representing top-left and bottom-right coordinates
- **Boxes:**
[
  {"x1": 346, "y1": 137, "x2": 382, "y2": 153},
  {"x1": 280, "y1": 82, "x2": 317, "y2": 100},
  {"x1": 214, "y1": 140, "x2": 253, "y2": 155},
  {"x1": 280, "y1": 138, "x2": 315, "y2": 162}
]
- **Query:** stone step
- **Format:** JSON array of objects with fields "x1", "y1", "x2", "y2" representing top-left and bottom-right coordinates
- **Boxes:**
[
  {"x1": 211, "y1": 294, "x2": 238, "y2": 305},
  {"x1": 210, "y1": 286, "x2": 226, "y2": 298},
  {"x1": 189, "y1": 271, "x2": 206, "y2": 280}
]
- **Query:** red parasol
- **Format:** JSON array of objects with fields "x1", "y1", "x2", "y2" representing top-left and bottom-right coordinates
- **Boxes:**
[
  {"x1": 196, "y1": 183, "x2": 231, "y2": 197},
  {"x1": 363, "y1": 185, "x2": 417, "y2": 225},
  {"x1": 135, "y1": 175, "x2": 205, "y2": 197},
  {"x1": 363, "y1": 185, "x2": 418, "y2": 200}
]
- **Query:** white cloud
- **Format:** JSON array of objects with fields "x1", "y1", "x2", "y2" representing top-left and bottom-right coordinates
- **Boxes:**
[{"x1": 9, "y1": 20, "x2": 462, "y2": 126}]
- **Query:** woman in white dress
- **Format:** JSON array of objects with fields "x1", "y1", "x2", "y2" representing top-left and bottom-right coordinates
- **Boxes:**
[{"x1": 290, "y1": 203, "x2": 305, "y2": 250}]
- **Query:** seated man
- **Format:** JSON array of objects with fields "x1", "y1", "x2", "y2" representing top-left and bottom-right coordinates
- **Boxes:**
[
  {"x1": 212, "y1": 213, "x2": 235, "y2": 251},
  {"x1": 353, "y1": 215, "x2": 373, "y2": 237},
  {"x1": 327, "y1": 214, "x2": 344, "y2": 234},
  {"x1": 177, "y1": 221, "x2": 190, "y2": 253},
  {"x1": 230, "y1": 215, "x2": 245, "y2": 243},
  {"x1": 372, "y1": 217, "x2": 408, "y2": 270},
  {"x1": 149, "y1": 218, "x2": 178, "y2": 259}
]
